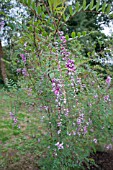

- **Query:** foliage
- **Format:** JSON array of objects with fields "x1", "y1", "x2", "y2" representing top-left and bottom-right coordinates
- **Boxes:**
[{"x1": 1, "y1": 0, "x2": 113, "y2": 169}]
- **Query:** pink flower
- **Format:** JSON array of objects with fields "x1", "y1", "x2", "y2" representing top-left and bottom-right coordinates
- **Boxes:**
[
  {"x1": 54, "y1": 88, "x2": 60, "y2": 95},
  {"x1": 57, "y1": 130, "x2": 61, "y2": 134},
  {"x1": 106, "y1": 76, "x2": 112, "y2": 85},
  {"x1": 17, "y1": 68, "x2": 21, "y2": 73},
  {"x1": 83, "y1": 126, "x2": 87, "y2": 134},
  {"x1": 22, "y1": 68, "x2": 28, "y2": 76},
  {"x1": 52, "y1": 79, "x2": 61, "y2": 96},
  {"x1": 94, "y1": 94, "x2": 98, "y2": 98},
  {"x1": 60, "y1": 36, "x2": 66, "y2": 43},
  {"x1": 77, "y1": 118, "x2": 81, "y2": 125},
  {"x1": 93, "y1": 138, "x2": 97, "y2": 144},
  {"x1": 20, "y1": 54, "x2": 26, "y2": 63},
  {"x1": 58, "y1": 31, "x2": 64, "y2": 36},
  {"x1": 55, "y1": 142, "x2": 64, "y2": 150},
  {"x1": 104, "y1": 95, "x2": 109, "y2": 101},
  {"x1": 57, "y1": 122, "x2": 62, "y2": 127},
  {"x1": 66, "y1": 59, "x2": 76, "y2": 72}
]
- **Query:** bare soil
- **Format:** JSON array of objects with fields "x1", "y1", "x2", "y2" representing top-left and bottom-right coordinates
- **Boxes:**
[{"x1": 87, "y1": 151, "x2": 113, "y2": 170}]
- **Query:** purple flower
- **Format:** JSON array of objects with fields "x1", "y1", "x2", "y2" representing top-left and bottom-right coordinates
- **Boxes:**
[
  {"x1": 54, "y1": 87, "x2": 60, "y2": 95},
  {"x1": 93, "y1": 138, "x2": 97, "y2": 144},
  {"x1": 13, "y1": 117, "x2": 18, "y2": 124},
  {"x1": 9, "y1": 112, "x2": 14, "y2": 118},
  {"x1": 77, "y1": 118, "x2": 81, "y2": 125},
  {"x1": 0, "y1": 21, "x2": 5, "y2": 30},
  {"x1": 77, "y1": 77, "x2": 81, "y2": 84},
  {"x1": 60, "y1": 36, "x2": 66, "y2": 43},
  {"x1": 64, "y1": 108, "x2": 69, "y2": 117},
  {"x1": 106, "y1": 76, "x2": 112, "y2": 85},
  {"x1": 24, "y1": 42, "x2": 27, "y2": 47},
  {"x1": 66, "y1": 59, "x2": 76, "y2": 72},
  {"x1": 58, "y1": 31, "x2": 64, "y2": 36},
  {"x1": 106, "y1": 144, "x2": 112, "y2": 150},
  {"x1": 20, "y1": 54, "x2": 26, "y2": 63},
  {"x1": 52, "y1": 78, "x2": 61, "y2": 96},
  {"x1": 17, "y1": 68, "x2": 21, "y2": 73},
  {"x1": 83, "y1": 126, "x2": 87, "y2": 134},
  {"x1": 22, "y1": 68, "x2": 28, "y2": 76},
  {"x1": 57, "y1": 130, "x2": 61, "y2": 134},
  {"x1": 94, "y1": 94, "x2": 98, "y2": 99},
  {"x1": 57, "y1": 122, "x2": 62, "y2": 127},
  {"x1": 9, "y1": 112, "x2": 18, "y2": 125},
  {"x1": 104, "y1": 95, "x2": 109, "y2": 101},
  {"x1": 27, "y1": 88, "x2": 32, "y2": 96},
  {"x1": 55, "y1": 142, "x2": 64, "y2": 150}
]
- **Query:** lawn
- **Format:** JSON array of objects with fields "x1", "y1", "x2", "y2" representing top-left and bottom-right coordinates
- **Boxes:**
[{"x1": 0, "y1": 88, "x2": 46, "y2": 170}]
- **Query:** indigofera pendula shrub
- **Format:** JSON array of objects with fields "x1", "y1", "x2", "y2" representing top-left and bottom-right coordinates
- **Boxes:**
[{"x1": 8, "y1": 0, "x2": 113, "y2": 169}]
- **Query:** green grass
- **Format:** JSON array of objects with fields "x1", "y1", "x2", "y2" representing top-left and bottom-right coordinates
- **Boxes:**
[{"x1": 0, "y1": 89, "x2": 45, "y2": 169}]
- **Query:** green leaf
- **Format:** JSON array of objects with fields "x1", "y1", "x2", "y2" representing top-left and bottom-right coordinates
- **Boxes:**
[
  {"x1": 89, "y1": 0, "x2": 94, "y2": 10},
  {"x1": 91, "y1": 5, "x2": 96, "y2": 11},
  {"x1": 84, "y1": 4, "x2": 90, "y2": 10},
  {"x1": 102, "y1": 2, "x2": 107, "y2": 13},
  {"x1": 65, "y1": 15, "x2": 70, "y2": 22},
  {"x1": 32, "y1": 1, "x2": 35, "y2": 9},
  {"x1": 23, "y1": 0, "x2": 27, "y2": 5},
  {"x1": 27, "y1": 0, "x2": 31, "y2": 6},
  {"x1": 37, "y1": 6, "x2": 41, "y2": 14},
  {"x1": 49, "y1": 73, "x2": 54, "y2": 79},
  {"x1": 77, "y1": 32, "x2": 81, "y2": 37},
  {"x1": 63, "y1": 14, "x2": 66, "y2": 21},
  {"x1": 83, "y1": 0, "x2": 86, "y2": 10},
  {"x1": 71, "y1": 32, "x2": 76, "y2": 38},
  {"x1": 48, "y1": 0, "x2": 63, "y2": 12},
  {"x1": 76, "y1": 1, "x2": 80, "y2": 12},
  {"x1": 82, "y1": 31, "x2": 86, "y2": 36},
  {"x1": 69, "y1": 5, "x2": 73, "y2": 15},
  {"x1": 65, "y1": 34, "x2": 69, "y2": 40},
  {"x1": 106, "y1": 4, "x2": 111, "y2": 14},
  {"x1": 96, "y1": 0, "x2": 100, "y2": 11}
]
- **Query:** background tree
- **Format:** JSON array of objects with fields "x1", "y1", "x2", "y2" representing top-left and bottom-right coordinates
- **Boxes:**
[
  {"x1": 64, "y1": 0, "x2": 113, "y2": 77},
  {"x1": 0, "y1": 0, "x2": 29, "y2": 84}
]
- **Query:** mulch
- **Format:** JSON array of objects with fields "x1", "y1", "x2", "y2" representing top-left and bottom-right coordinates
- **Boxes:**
[{"x1": 87, "y1": 151, "x2": 113, "y2": 170}]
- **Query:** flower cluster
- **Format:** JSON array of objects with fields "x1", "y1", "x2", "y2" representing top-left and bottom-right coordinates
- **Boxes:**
[
  {"x1": 60, "y1": 36, "x2": 66, "y2": 44},
  {"x1": 9, "y1": 112, "x2": 20, "y2": 128},
  {"x1": 22, "y1": 68, "x2": 28, "y2": 76},
  {"x1": 20, "y1": 54, "x2": 26, "y2": 63},
  {"x1": 106, "y1": 76, "x2": 112, "y2": 85},
  {"x1": 52, "y1": 78, "x2": 62, "y2": 97},
  {"x1": 58, "y1": 31, "x2": 76, "y2": 73},
  {"x1": 17, "y1": 68, "x2": 21, "y2": 73},
  {"x1": 55, "y1": 142, "x2": 64, "y2": 150},
  {"x1": 104, "y1": 95, "x2": 110, "y2": 101},
  {"x1": 66, "y1": 59, "x2": 76, "y2": 72},
  {"x1": 9, "y1": 112, "x2": 18, "y2": 124}
]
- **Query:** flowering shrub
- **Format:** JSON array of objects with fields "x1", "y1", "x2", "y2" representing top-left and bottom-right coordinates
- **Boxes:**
[{"x1": 8, "y1": 0, "x2": 113, "y2": 169}]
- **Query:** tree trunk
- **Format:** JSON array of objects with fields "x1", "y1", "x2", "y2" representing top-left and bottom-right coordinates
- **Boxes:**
[{"x1": 0, "y1": 40, "x2": 7, "y2": 84}]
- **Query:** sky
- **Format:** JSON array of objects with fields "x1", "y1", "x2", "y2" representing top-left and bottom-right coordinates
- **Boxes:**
[{"x1": 102, "y1": 21, "x2": 113, "y2": 36}]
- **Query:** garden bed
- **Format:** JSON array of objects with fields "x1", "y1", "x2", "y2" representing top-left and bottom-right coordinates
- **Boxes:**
[{"x1": 87, "y1": 151, "x2": 113, "y2": 170}]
